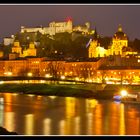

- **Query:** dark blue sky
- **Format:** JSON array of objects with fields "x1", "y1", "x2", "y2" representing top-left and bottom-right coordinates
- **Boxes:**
[{"x1": 0, "y1": 4, "x2": 140, "y2": 41}]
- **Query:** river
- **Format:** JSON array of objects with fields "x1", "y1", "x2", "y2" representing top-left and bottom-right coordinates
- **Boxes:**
[{"x1": 0, "y1": 92, "x2": 140, "y2": 135}]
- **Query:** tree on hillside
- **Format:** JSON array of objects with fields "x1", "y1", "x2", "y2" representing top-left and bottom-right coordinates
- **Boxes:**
[
  {"x1": 99, "y1": 37, "x2": 112, "y2": 49},
  {"x1": 47, "y1": 61, "x2": 65, "y2": 79},
  {"x1": 80, "y1": 63, "x2": 92, "y2": 81},
  {"x1": 18, "y1": 68, "x2": 31, "y2": 76},
  {"x1": 131, "y1": 38, "x2": 140, "y2": 52}
]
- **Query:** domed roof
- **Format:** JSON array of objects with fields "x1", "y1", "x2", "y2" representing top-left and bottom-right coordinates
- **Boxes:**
[{"x1": 113, "y1": 24, "x2": 127, "y2": 40}]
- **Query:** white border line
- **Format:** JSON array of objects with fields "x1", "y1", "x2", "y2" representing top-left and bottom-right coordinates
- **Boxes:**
[{"x1": 0, "y1": 4, "x2": 140, "y2": 6}]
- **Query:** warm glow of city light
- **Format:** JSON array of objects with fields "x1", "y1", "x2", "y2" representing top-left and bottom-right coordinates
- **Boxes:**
[
  {"x1": 120, "y1": 90, "x2": 128, "y2": 97},
  {"x1": 4, "y1": 72, "x2": 13, "y2": 76},
  {"x1": 45, "y1": 74, "x2": 52, "y2": 78},
  {"x1": 0, "y1": 81, "x2": 4, "y2": 84},
  {"x1": 27, "y1": 72, "x2": 33, "y2": 77},
  {"x1": 87, "y1": 79, "x2": 92, "y2": 83},
  {"x1": 25, "y1": 114, "x2": 34, "y2": 135},
  {"x1": 61, "y1": 75, "x2": 65, "y2": 80},
  {"x1": 75, "y1": 77, "x2": 80, "y2": 81},
  {"x1": 48, "y1": 96, "x2": 56, "y2": 99},
  {"x1": 70, "y1": 71, "x2": 73, "y2": 74}
]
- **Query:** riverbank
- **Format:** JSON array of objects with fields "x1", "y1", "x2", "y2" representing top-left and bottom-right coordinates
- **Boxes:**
[
  {"x1": 0, "y1": 127, "x2": 18, "y2": 135},
  {"x1": 0, "y1": 83, "x2": 139, "y2": 99},
  {"x1": 0, "y1": 83, "x2": 116, "y2": 99}
]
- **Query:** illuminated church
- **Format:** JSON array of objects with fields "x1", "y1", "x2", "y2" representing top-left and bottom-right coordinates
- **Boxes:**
[
  {"x1": 88, "y1": 28, "x2": 107, "y2": 58},
  {"x1": 88, "y1": 24, "x2": 136, "y2": 58},
  {"x1": 11, "y1": 41, "x2": 37, "y2": 58}
]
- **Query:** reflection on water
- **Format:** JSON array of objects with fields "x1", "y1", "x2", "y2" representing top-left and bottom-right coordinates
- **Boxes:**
[
  {"x1": 86, "y1": 113, "x2": 93, "y2": 135},
  {"x1": 4, "y1": 93, "x2": 12, "y2": 112},
  {"x1": 43, "y1": 118, "x2": 51, "y2": 135},
  {"x1": 4, "y1": 112, "x2": 15, "y2": 132},
  {"x1": 0, "y1": 105, "x2": 4, "y2": 126},
  {"x1": 0, "y1": 93, "x2": 140, "y2": 135},
  {"x1": 74, "y1": 116, "x2": 80, "y2": 135},
  {"x1": 119, "y1": 104, "x2": 125, "y2": 135},
  {"x1": 94, "y1": 104, "x2": 103, "y2": 135},
  {"x1": 86, "y1": 99, "x2": 98, "y2": 113},
  {"x1": 59, "y1": 120, "x2": 66, "y2": 135},
  {"x1": 65, "y1": 97, "x2": 76, "y2": 135},
  {"x1": 65, "y1": 97, "x2": 76, "y2": 118},
  {"x1": 25, "y1": 114, "x2": 34, "y2": 135}
]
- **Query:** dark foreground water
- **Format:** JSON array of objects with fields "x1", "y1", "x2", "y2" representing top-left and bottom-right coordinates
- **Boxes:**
[{"x1": 0, "y1": 93, "x2": 140, "y2": 135}]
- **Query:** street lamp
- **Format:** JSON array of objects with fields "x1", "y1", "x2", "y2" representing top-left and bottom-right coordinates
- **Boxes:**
[
  {"x1": 27, "y1": 72, "x2": 33, "y2": 77},
  {"x1": 61, "y1": 75, "x2": 65, "y2": 80},
  {"x1": 45, "y1": 74, "x2": 52, "y2": 78},
  {"x1": 75, "y1": 77, "x2": 80, "y2": 81},
  {"x1": 120, "y1": 90, "x2": 128, "y2": 97}
]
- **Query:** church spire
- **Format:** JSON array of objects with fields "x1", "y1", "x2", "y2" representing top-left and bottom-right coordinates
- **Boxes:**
[
  {"x1": 118, "y1": 24, "x2": 123, "y2": 32},
  {"x1": 93, "y1": 27, "x2": 98, "y2": 40}
]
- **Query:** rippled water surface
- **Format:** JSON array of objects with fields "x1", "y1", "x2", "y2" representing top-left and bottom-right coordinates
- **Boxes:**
[{"x1": 0, "y1": 93, "x2": 140, "y2": 135}]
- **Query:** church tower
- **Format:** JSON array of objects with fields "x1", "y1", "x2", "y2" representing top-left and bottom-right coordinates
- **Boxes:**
[
  {"x1": 12, "y1": 41, "x2": 22, "y2": 55},
  {"x1": 88, "y1": 28, "x2": 99, "y2": 58},
  {"x1": 23, "y1": 42, "x2": 37, "y2": 57},
  {"x1": 110, "y1": 24, "x2": 128, "y2": 56}
]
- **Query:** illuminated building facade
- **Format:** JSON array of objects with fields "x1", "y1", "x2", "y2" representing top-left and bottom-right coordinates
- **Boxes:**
[
  {"x1": 64, "y1": 58, "x2": 105, "y2": 81},
  {"x1": 20, "y1": 20, "x2": 93, "y2": 35},
  {"x1": 0, "y1": 56, "x2": 140, "y2": 84},
  {"x1": 109, "y1": 24, "x2": 128, "y2": 56},
  {"x1": 11, "y1": 41, "x2": 37, "y2": 58},
  {"x1": 96, "y1": 56, "x2": 140, "y2": 84},
  {"x1": 0, "y1": 51, "x2": 4, "y2": 58},
  {"x1": 73, "y1": 22, "x2": 94, "y2": 34},
  {"x1": 12, "y1": 41, "x2": 22, "y2": 56},
  {"x1": 3, "y1": 37, "x2": 14, "y2": 46},
  {"x1": 88, "y1": 29, "x2": 107, "y2": 58},
  {"x1": 21, "y1": 20, "x2": 73, "y2": 35},
  {"x1": 1, "y1": 24, "x2": 140, "y2": 84},
  {"x1": 88, "y1": 24, "x2": 131, "y2": 58},
  {"x1": 23, "y1": 42, "x2": 37, "y2": 57}
]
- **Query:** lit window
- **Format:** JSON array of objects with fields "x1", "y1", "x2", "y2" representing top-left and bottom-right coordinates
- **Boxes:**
[
  {"x1": 138, "y1": 59, "x2": 140, "y2": 63},
  {"x1": 70, "y1": 71, "x2": 73, "y2": 74}
]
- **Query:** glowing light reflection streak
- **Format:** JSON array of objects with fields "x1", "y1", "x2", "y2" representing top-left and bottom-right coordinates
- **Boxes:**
[
  {"x1": 25, "y1": 114, "x2": 34, "y2": 135},
  {"x1": 43, "y1": 118, "x2": 51, "y2": 135},
  {"x1": 59, "y1": 120, "x2": 66, "y2": 135},
  {"x1": 4, "y1": 112, "x2": 15, "y2": 132}
]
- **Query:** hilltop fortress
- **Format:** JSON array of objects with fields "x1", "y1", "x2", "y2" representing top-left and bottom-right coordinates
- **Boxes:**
[{"x1": 20, "y1": 20, "x2": 93, "y2": 35}]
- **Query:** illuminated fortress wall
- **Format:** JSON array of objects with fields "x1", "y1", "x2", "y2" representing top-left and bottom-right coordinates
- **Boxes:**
[{"x1": 21, "y1": 20, "x2": 73, "y2": 35}]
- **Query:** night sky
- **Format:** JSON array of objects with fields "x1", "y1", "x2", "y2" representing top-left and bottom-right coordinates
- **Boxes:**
[{"x1": 0, "y1": 4, "x2": 140, "y2": 41}]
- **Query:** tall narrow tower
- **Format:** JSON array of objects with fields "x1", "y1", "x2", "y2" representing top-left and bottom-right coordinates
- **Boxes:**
[
  {"x1": 88, "y1": 28, "x2": 99, "y2": 58},
  {"x1": 12, "y1": 41, "x2": 22, "y2": 55},
  {"x1": 66, "y1": 17, "x2": 73, "y2": 33}
]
